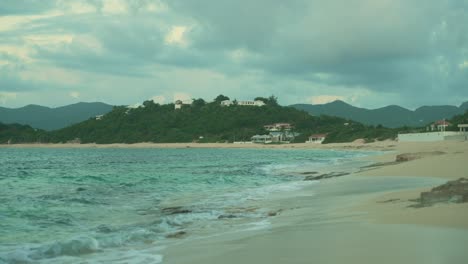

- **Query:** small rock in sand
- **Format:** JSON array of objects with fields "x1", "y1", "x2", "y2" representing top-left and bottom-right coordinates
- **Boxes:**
[
  {"x1": 161, "y1": 206, "x2": 192, "y2": 215},
  {"x1": 218, "y1": 214, "x2": 238, "y2": 219},
  {"x1": 411, "y1": 178, "x2": 468, "y2": 207},
  {"x1": 166, "y1": 231, "x2": 187, "y2": 239},
  {"x1": 395, "y1": 151, "x2": 446, "y2": 162}
]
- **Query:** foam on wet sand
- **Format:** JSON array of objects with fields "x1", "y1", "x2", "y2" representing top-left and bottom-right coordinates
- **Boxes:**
[{"x1": 162, "y1": 141, "x2": 468, "y2": 264}]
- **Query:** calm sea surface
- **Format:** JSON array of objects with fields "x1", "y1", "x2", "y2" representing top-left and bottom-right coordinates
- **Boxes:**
[{"x1": 0, "y1": 148, "x2": 368, "y2": 263}]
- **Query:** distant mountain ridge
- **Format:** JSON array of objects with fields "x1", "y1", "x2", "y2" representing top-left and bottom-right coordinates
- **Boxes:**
[
  {"x1": 0, "y1": 102, "x2": 114, "y2": 131},
  {"x1": 291, "y1": 100, "x2": 468, "y2": 128}
]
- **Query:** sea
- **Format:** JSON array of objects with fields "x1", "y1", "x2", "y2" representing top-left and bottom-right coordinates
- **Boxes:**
[{"x1": 0, "y1": 147, "x2": 372, "y2": 263}]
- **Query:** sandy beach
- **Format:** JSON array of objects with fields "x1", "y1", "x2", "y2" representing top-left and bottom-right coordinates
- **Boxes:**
[
  {"x1": 3, "y1": 140, "x2": 468, "y2": 263},
  {"x1": 0, "y1": 140, "x2": 398, "y2": 151},
  {"x1": 156, "y1": 140, "x2": 468, "y2": 264}
]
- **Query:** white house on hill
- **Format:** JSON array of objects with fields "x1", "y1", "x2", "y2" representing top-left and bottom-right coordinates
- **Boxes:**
[
  {"x1": 221, "y1": 100, "x2": 265, "y2": 107},
  {"x1": 174, "y1": 99, "x2": 194, "y2": 110},
  {"x1": 238, "y1": 100, "x2": 265, "y2": 106},
  {"x1": 264, "y1": 123, "x2": 293, "y2": 131},
  {"x1": 220, "y1": 100, "x2": 233, "y2": 106}
]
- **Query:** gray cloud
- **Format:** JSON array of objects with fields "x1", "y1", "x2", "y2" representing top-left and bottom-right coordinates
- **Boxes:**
[{"x1": 0, "y1": 0, "x2": 467, "y2": 108}]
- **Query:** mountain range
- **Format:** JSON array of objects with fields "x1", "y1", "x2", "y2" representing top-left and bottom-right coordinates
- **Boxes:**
[
  {"x1": 1, "y1": 100, "x2": 467, "y2": 130},
  {"x1": 0, "y1": 102, "x2": 114, "y2": 131},
  {"x1": 291, "y1": 100, "x2": 468, "y2": 128}
]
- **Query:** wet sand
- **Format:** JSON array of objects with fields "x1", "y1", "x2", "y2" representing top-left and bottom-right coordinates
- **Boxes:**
[{"x1": 160, "y1": 140, "x2": 468, "y2": 264}]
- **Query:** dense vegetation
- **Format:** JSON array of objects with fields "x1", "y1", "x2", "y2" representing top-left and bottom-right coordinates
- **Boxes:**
[
  {"x1": 0, "y1": 123, "x2": 49, "y2": 143},
  {"x1": 448, "y1": 110, "x2": 468, "y2": 130},
  {"x1": 0, "y1": 95, "x2": 404, "y2": 144}
]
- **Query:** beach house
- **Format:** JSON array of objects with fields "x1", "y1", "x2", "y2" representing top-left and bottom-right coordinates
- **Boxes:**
[
  {"x1": 307, "y1": 134, "x2": 327, "y2": 144},
  {"x1": 430, "y1": 120, "x2": 452, "y2": 131},
  {"x1": 252, "y1": 123, "x2": 298, "y2": 143},
  {"x1": 251, "y1": 134, "x2": 273, "y2": 144}
]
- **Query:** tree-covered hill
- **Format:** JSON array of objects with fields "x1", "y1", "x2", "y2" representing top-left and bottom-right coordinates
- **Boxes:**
[
  {"x1": 448, "y1": 110, "x2": 468, "y2": 130},
  {"x1": 0, "y1": 123, "x2": 49, "y2": 144},
  {"x1": 1, "y1": 96, "x2": 401, "y2": 144},
  {"x1": 48, "y1": 96, "x2": 398, "y2": 144}
]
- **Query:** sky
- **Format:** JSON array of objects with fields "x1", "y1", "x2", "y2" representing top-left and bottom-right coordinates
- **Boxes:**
[{"x1": 0, "y1": 0, "x2": 467, "y2": 109}]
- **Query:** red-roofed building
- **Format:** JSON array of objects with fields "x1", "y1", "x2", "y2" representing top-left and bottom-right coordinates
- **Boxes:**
[{"x1": 430, "y1": 120, "x2": 452, "y2": 131}]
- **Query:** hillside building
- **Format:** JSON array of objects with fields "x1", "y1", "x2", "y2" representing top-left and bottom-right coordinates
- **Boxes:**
[
  {"x1": 220, "y1": 100, "x2": 265, "y2": 107},
  {"x1": 430, "y1": 120, "x2": 452, "y2": 131},
  {"x1": 174, "y1": 99, "x2": 193, "y2": 110}
]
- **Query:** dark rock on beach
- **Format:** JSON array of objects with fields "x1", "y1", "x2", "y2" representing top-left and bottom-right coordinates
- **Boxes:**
[
  {"x1": 267, "y1": 209, "x2": 283, "y2": 217},
  {"x1": 411, "y1": 178, "x2": 468, "y2": 207},
  {"x1": 166, "y1": 231, "x2": 187, "y2": 239},
  {"x1": 299, "y1": 171, "x2": 319, "y2": 175},
  {"x1": 218, "y1": 214, "x2": 238, "y2": 219},
  {"x1": 304, "y1": 172, "x2": 350, "y2": 181},
  {"x1": 161, "y1": 206, "x2": 192, "y2": 215},
  {"x1": 395, "y1": 151, "x2": 446, "y2": 162}
]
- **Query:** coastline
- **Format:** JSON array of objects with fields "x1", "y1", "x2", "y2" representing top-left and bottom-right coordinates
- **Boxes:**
[
  {"x1": 160, "y1": 140, "x2": 468, "y2": 263},
  {"x1": 4, "y1": 140, "x2": 467, "y2": 263},
  {"x1": 0, "y1": 141, "x2": 397, "y2": 151}
]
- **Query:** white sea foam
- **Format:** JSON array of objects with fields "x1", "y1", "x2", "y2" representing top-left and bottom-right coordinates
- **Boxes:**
[{"x1": 1, "y1": 148, "x2": 370, "y2": 263}]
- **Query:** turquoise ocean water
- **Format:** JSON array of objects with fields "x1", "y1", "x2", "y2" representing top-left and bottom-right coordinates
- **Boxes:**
[{"x1": 0, "y1": 148, "x2": 369, "y2": 263}]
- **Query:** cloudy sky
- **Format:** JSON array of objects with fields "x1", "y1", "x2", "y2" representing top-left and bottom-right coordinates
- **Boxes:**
[{"x1": 0, "y1": 0, "x2": 467, "y2": 109}]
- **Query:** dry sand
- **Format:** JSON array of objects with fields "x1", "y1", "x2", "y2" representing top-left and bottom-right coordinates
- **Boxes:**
[
  {"x1": 352, "y1": 140, "x2": 468, "y2": 230},
  {"x1": 160, "y1": 140, "x2": 468, "y2": 264}
]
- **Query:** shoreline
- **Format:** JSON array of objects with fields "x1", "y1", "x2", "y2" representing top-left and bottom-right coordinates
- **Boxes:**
[
  {"x1": 161, "y1": 140, "x2": 468, "y2": 263},
  {"x1": 0, "y1": 141, "x2": 398, "y2": 151}
]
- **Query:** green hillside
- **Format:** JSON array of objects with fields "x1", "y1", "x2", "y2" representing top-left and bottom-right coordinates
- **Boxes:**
[
  {"x1": 0, "y1": 123, "x2": 49, "y2": 144},
  {"x1": 1, "y1": 96, "x2": 403, "y2": 144},
  {"x1": 48, "y1": 96, "x2": 397, "y2": 144}
]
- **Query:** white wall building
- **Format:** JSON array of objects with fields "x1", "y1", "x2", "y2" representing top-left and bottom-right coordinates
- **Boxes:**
[
  {"x1": 220, "y1": 100, "x2": 266, "y2": 107},
  {"x1": 398, "y1": 131, "x2": 464, "y2": 142},
  {"x1": 174, "y1": 99, "x2": 193, "y2": 110},
  {"x1": 307, "y1": 134, "x2": 327, "y2": 144},
  {"x1": 220, "y1": 100, "x2": 233, "y2": 106},
  {"x1": 237, "y1": 100, "x2": 266, "y2": 107}
]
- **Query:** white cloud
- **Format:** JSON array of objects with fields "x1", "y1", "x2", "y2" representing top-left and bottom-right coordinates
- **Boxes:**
[
  {"x1": 459, "y1": 61, "x2": 468, "y2": 69},
  {"x1": 151, "y1": 95, "x2": 166, "y2": 104},
  {"x1": 0, "y1": 92, "x2": 17, "y2": 104},
  {"x1": 69, "y1": 91, "x2": 80, "y2": 99},
  {"x1": 0, "y1": 45, "x2": 32, "y2": 62},
  {"x1": 102, "y1": 0, "x2": 128, "y2": 14},
  {"x1": 146, "y1": 1, "x2": 168, "y2": 13},
  {"x1": 164, "y1": 26, "x2": 189, "y2": 47},
  {"x1": 309, "y1": 95, "x2": 346, "y2": 104},
  {"x1": 0, "y1": 11, "x2": 62, "y2": 32},
  {"x1": 23, "y1": 34, "x2": 74, "y2": 49},
  {"x1": 56, "y1": 0, "x2": 97, "y2": 14},
  {"x1": 173, "y1": 92, "x2": 192, "y2": 103}
]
